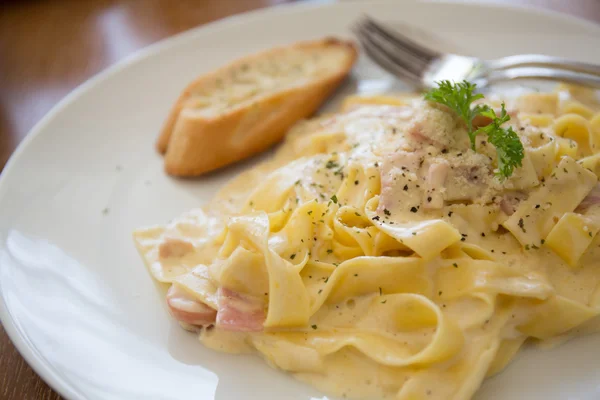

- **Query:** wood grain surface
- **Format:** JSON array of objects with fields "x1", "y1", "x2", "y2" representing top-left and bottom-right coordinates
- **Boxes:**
[{"x1": 0, "y1": 0, "x2": 598, "y2": 399}]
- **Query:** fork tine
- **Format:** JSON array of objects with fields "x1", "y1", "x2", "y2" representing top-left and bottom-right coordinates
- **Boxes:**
[
  {"x1": 355, "y1": 21, "x2": 429, "y2": 71},
  {"x1": 353, "y1": 20, "x2": 429, "y2": 80},
  {"x1": 354, "y1": 27, "x2": 423, "y2": 87},
  {"x1": 358, "y1": 15, "x2": 439, "y2": 61}
]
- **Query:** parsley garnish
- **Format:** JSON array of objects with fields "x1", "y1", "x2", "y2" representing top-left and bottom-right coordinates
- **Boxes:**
[
  {"x1": 424, "y1": 80, "x2": 524, "y2": 179},
  {"x1": 331, "y1": 194, "x2": 338, "y2": 204},
  {"x1": 475, "y1": 104, "x2": 524, "y2": 179},
  {"x1": 325, "y1": 160, "x2": 339, "y2": 169},
  {"x1": 424, "y1": 80, "x2": 485, "y2": 147}
]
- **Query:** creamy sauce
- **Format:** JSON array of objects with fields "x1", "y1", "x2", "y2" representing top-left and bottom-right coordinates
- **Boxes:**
[{"x1": 134, "y1": 87, "x2": 600, "y2": 400}]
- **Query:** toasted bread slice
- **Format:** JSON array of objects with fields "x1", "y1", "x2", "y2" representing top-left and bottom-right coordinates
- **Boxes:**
[{"x1": 158, "y1": 37, "x2": 357, "y2": 176}]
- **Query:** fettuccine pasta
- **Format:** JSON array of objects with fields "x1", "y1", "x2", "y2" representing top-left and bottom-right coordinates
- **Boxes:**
[{"x1": 134, "y1": 84, "x2": 600, "y2": 400}]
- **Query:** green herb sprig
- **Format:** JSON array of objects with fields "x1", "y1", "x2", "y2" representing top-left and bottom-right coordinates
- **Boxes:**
[{"x1": 424, "y1": 80, "x2": 524, "y2": 179}]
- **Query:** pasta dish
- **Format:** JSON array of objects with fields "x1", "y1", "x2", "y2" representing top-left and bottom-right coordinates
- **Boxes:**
[{"x1": 134, "y1": 83, "x2": 600, "y2": 400}]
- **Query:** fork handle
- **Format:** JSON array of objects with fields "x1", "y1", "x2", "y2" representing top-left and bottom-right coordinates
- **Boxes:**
[
  {"x1": 486, "y1": 55, "x2": 600, "y2": 77},
  {"x1": 476, "y1": 67, "x2": 600, "y2": 89}
]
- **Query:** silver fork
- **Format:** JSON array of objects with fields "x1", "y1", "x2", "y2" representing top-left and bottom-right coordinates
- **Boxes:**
[{"x1": 353, "y1": 15, "x2": 600, "y2": 89}]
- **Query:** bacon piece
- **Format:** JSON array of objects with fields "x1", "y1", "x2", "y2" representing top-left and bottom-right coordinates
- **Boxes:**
[
  {"x1": 407, "y1": 121, "x2": 441, "y2": 147},
  {"x1": 216, "y1": 288, "x2": 265, "y2": 332},
  {"x1": 472, "y1": 114, "x2": 492, "y2": 129},
  {"x1": 500, "y1": 192, "x2": 528, "y2": 216},
  {"x1": 424, "y1": 162, "x2": 449, "y2": 209},
  {"x1": 166, "y1": 284, "x2": 216, "y2": 326},
  {"x1": 387, "y1": 150, "x2": 423, "y2": 171}
]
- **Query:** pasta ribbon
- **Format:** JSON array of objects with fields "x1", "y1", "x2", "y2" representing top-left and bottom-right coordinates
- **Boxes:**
[
  {"x1": 519, "y1": 113, "x2": 554, "y2": 128},
  {"x1": 366, "y1": 196, "x2": 461, "y2": 260},
  {"x1": 228, "y1": 213, "x2": 311, "y2": 327},
  {"x1": 268, "y1": 294, "x2": 464, "y2": 369},
  {"x1": 545, "y1": 212, "x2": 600, "y2": 267},
  {"x1": 515, "y1": 92, "x2": 558, "y2": 115},
  {"x1": 434, "y1": 259, "x2": 553, "y2": 301},
  {"x1": 525, "y1": 131, "x2": 557, "y2": 178},
  {"x1": 518, "y1": 295, "x2": 598, "y2": 339},
  {"x1": 309, "y1": 256, "x2": 428, "y2": 311},
  {"x1": 579, "y1": 153, "x2": 600, "y2": 177},
  {"x1": 503, "y1": 157, "x2": 597, "y2": 247},
  {"x1": 559, "y1": 100, "x2": 595, "y2": 119},
  {"x1": 134, "y1": 89, "x2": 600, "y2": 400},
  {"x1": 553, "y1": 114, "x2": 593, "y2": 156}
]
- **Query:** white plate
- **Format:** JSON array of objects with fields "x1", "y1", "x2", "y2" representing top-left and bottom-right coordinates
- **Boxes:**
[{"x1": 1, "y1": 1, "x2": 600, "y2": 399}]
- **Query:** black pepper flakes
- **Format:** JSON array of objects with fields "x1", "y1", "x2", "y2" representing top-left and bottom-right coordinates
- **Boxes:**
[{"x1": 518, "y1": 218, "x2": 526, "y2": 232}]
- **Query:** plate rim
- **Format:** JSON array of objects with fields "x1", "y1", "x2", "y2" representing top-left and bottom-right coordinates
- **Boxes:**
[{"x1": 1, "y1": 1, "x2": 599, "y2": 399}]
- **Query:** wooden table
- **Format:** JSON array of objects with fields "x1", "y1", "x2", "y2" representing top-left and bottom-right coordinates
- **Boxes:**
[{"x1": 0, "y1": 0, "x2": 598, "y2": 399}]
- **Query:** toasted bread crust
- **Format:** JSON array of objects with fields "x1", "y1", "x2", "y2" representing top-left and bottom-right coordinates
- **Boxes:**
[{"x1": 157, "y1": 37, "x2": 357, "y2": 176}]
